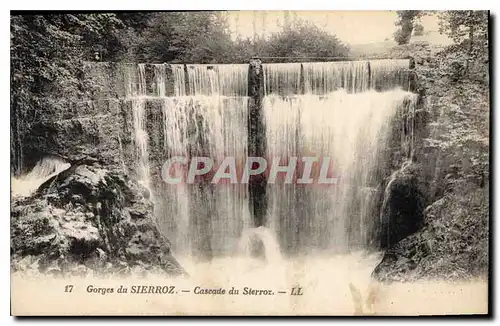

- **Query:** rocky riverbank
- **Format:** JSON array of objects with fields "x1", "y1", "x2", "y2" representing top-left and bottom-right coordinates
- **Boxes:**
[{"x1": 11, "y1": 160, "x2": 185, "y2": 278}]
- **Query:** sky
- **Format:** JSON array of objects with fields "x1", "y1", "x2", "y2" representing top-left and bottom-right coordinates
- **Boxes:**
[{"x1": 227, "y1": 11, "x2": 446, "y2": 45}]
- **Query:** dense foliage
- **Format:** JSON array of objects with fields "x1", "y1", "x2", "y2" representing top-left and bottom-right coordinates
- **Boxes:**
[
  {"x1": 130, "y1": 13, "x2": 349, "y2": 63},
  {"x1": 131, "y1": 12, "x2": 236, "y2": 63},
  {"x1": 438, "y1": 10, "x2": 489, "y2": 82},
  {"x1": 249, "y1": 20, "x2": 349, "y2": 62}
]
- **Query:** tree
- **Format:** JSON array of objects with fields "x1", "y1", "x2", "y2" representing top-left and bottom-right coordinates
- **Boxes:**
[
  {"x1": 132, "y1": 13, "x2": 350, "y2": 63},
  {"x1": 134, "y1": 12, "x2": 236, "y2": 63},
  {"x1": 258, "y1": 19, "x2": 349, "y2": 61},
  {"x1": 393, "y1": 11, "x2": 425, "y2": 45},
  {"x1": 438, "y1": 11, "x2": 489, "y2": 81},
  {"x1": 439, "y1": 11, "x2": 488, "y2": 57}
]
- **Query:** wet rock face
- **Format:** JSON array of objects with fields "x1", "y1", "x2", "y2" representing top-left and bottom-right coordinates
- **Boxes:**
[
  {"x1": 373, "y1": 186, "x2": 488, "y2": 282},
  {"x1": 379, "y1": 163, "x2": 426, "y2": 249},
  {"x1": 11, "y1": 163, "x2": 185, "y2": 277}
]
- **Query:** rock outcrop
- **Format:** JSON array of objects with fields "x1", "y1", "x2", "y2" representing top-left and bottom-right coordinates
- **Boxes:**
[
  {"x1": 11, "y1": 162, "x2": 185, "y2": 277},
  {"x1": 373, "y1": 186, "x2": 488, "y2": 282},
  {"x1": 379, "y1": 162, "x2": 427, "y2": 249}
]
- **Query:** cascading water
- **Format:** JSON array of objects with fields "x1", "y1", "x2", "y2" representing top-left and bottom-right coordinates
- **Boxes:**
[
  {"x1": 123, "y1": 59, "x2": 416, "y2": 265},
  {"x1": 154, "y1": 63, "x2": 166, "y2": 97},
  {"x1": 302, "y1": 61, "x2": 370, "y2": 94},
  {"x1": 370, "y1": 59, "x2": 411, "y2": 91},
  {"x1": 148, "y1": 63, "x2": 251, "y2": 258},
  {"x1": 262, "y1": 60, "x2": 417, "y2": 254},
  {"x1": 171, "y1": 64, "x2": 186, "y2": 96},
  {"x1": 125, "y1": 63, "x2": 151, "y2": 193},
  {"x1": 11, "y1": 156, "x2": 71, "y2": 197},
  {"x1": 238, "y1": 226, "x2": 283, "y2": 263},
  {"x1": 263, "y1": 63, "x2": 302, "y2": 96},
  {"x1": 20, "y1": 59, "x2": 454, "y2": 315}
]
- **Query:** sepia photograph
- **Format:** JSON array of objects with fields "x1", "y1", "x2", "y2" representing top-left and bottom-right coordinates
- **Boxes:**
[{"x1": 9, "y1": 9, "x2": 490, "y2": 316}]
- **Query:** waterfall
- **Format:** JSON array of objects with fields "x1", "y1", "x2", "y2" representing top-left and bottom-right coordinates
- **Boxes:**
[
  {"x1": 121, "y1": 59, "x2": 414, "y2": 259},
  {"x1": 11, "y1": 156, "x2": 70, "y2": 197},
  {"x1": 154, "y1": 63, "x2": 166, "y2": 97},
  {"x1": 171, "y1": 64, "x2": 186, "y2": 96},
  {"x1": 263, "y1": 63, "x2": 302, "y2": 96},
  {"x1": 370, "y1": 59, "x2": 411, "y2": 91},
  {"x1": 150, "y1": 63, "x2": 251, "y2": 258},
  {"x1": 185, "y1": 64, "x2": 248, "y2": 96},
  {"x1": 126, "y1": 63, "x2": 151, "y2": 193},
  {"x1": 238, "y1": 226, "x2": 283, "y2": 264},
  {"x1": 303, "y1": 61, "x2": 370, "y2": 94},
  {"x1": 262, "y1": 61, "x2": 417, "y2": 254}
]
